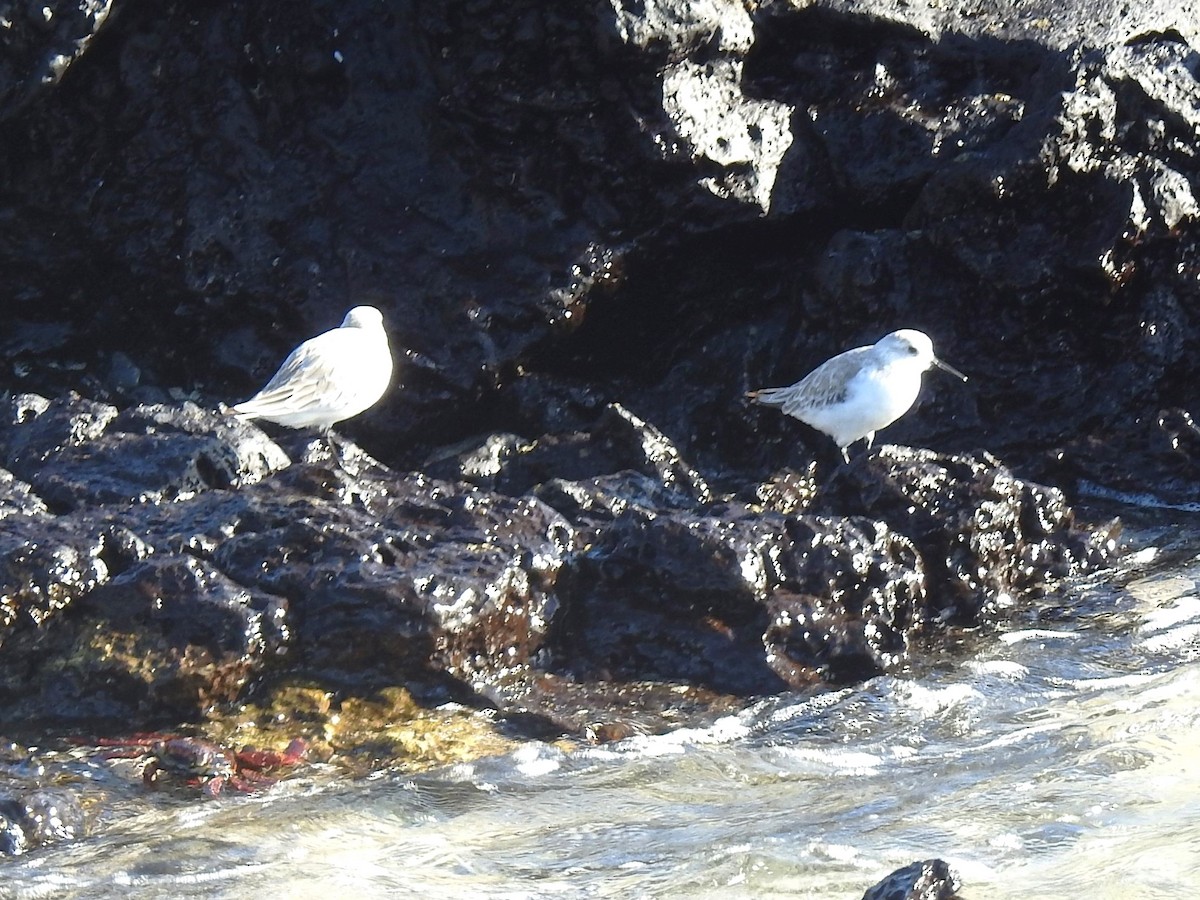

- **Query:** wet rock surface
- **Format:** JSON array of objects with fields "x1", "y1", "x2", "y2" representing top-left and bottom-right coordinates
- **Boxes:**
[
  {"x1": 0, "y1": 394, "x2": 1113, "y2": 744},
  {"x1": 862, "y1": 858, "x2": 963, "y2": 900},
  {"x1": 0, "y1": 739, "x2": 91, "y2": 857},
  {"x1": 509, "y1": 442, "x2": 1113, "y2": 732},
  {"x1": 0, "y1": 0, "x2": 1187, "y2": 841},
  {"x1": 0, "y1": 394, "x2": 572, "y2": 727},
  {"x1": 0, "y1": 788, "x2": 88, "y2": 857}
]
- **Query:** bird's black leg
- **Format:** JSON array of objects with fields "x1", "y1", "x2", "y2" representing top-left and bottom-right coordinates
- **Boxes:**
[{"x1": 320, "y1": 427, "x2": 344, "y2": 464}]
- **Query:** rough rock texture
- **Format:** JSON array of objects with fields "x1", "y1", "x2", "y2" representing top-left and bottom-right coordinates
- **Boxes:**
[
  {"x1": 862, "y1": 858, "x2": 963, "y2": 900},
  {"x1": 0, "y1": 736, "x2": 97, "y2": 857},
  {"x1": 0, "y1": 393, "x2": 1112, "y2": 736},
  {"x1": 0, "y1": 788, "x2": 87, "y2": 857},
  {"x1": 499, "y1": 440, "x2": 1113, "y2": 731},
  {"x1": 0, "y1": 0, "x2": 1179, "y2": 748},
  {"x1": 0, "y1": 0, "x2": 1192, "y2": 498},
  {"x1": 820, "y1": 449, "x2": 1107, "y2": 621},
  {"x1": 0, "y1": 394, "x2": 573, "y2": 725}
]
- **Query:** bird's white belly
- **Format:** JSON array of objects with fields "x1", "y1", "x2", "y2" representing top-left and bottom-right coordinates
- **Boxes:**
[{"x1": 800, "y1": 367, "x2": 922, "y2": 447}]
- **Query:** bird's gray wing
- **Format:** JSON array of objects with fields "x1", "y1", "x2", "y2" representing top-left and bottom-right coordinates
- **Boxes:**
[
  {"x1": 258, "y1": 342, "x2": 325, "y2": 394},
  {"x1": 786, "y1": 349, "x2": 869, "y2": 411},
  {"x1": 749, "y1": 346, "x2": 869, "y2": 416},
  {"x1": 233, "y1": 341, "x2": 340, "y2": 416}
]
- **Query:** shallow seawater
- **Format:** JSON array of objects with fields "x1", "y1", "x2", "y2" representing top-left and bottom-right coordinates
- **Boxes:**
[{"x1": 6, "y1": 526, "x2": 1200, "y2": 899}]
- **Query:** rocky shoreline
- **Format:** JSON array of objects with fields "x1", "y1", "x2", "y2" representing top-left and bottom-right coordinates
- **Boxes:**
[
  {"x1": 0, "y1": 392, "x2": 1116, "y2": 732},
  {"x1": 1, "y1": 0, "x2": 1197, "y2": 882},
  {"x1": 0, "y1": 387, "x2": 1116, "y2": 854}
]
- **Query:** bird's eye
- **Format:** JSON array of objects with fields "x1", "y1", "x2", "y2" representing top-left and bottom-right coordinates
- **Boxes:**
[{"x1": 907, "y1": 344, "x2": 919, "y2": 355}]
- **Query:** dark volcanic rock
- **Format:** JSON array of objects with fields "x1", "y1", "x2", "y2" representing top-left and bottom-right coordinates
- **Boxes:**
[
  {"x1": 0, "y1": 0, "x2": 1194, "y2": 501},
  {"x1": 550, "y1": 503, "x2": 789, "y2": 695},
  {"x1": 1, "y1": 396, "x2": 290, "y2": 511},
  {"x1": 0, "y1": 467, "x2": 50, "y2": 521},
  {"x1": 0, "y1": 738, "x2": 89, "y2": 858},
  {"x1": 0, "y1": 0, "x2": 1174, "y2": 749},
  {"x1": 535, "y1": 442, "x2": 1112, "y2": 705},
  {"x1": 0, "y1": 399, "x2": 572, "y2": 725},
  {"x1": 208, "y1": 463, "x2": 570, "y2": 689},
  {"x1": 862, "y1": 858, "x2": 963, "y2": 900},
  {"x1": 760, "y1": 516, "x2": 926, "y2": 687},
  {"x1": 0, "y1": 555, "x2": 288, "y2": 721},
  {"x1": 547, "y1": 503, "x2": 929, "y2": 692},
  {"x1": 0, "y1": 789, "x2": 87, "y2": 857},
  {"x1": 0, "y1": 513, "x2": 112, "y2": 634},
  {"x1": 18, "y1": 788, "x2": 86, "y2": 845},
  {"x1": 0, "y1": 376, "x2": 1111, "y2": 737},
  {"x1": 429, "y1": 402, "x2": 711, "y2": 504},
  {"x1": 0, "y1": 0, "x2": 118, "y2": 120},
  {"x1": 820, "y1": 446, "x2": 1119, "y2": 621}
]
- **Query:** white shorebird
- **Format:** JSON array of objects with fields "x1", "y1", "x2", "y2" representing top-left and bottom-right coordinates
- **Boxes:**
[
  {"x1": 230, "y1": 306, "x2": 393, "y2": 430},
  {"x1": 747, "y1": 329, "x2": 966, "y2": 463}
]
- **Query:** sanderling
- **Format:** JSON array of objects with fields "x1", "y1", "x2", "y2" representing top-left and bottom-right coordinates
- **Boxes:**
[
  {"x1": 230, "y1": 305, "x2": 393, "y2": 430},
  {"x1": 747, "y1": 329, "x2": 966, "y2": 463}
]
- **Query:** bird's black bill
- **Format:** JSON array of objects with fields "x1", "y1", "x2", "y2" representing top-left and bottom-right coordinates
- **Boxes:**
[{"x1": 933, "y1": 357, "x2": 968, "y2": 381}]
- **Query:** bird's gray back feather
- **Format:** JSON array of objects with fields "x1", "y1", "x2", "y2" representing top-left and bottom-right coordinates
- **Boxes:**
[{"x1": 749, "y1": 346, "x2": 870, "y2": 417}]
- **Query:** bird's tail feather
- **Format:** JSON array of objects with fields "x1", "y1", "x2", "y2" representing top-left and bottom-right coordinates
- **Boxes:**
[{"x1": 745, "y1": 387, "x2": 790, "y2": 408}]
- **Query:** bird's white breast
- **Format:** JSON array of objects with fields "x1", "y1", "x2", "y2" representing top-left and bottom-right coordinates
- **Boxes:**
[{"x1": 798, "y1": 357, "x2": 925, "y2": 447}]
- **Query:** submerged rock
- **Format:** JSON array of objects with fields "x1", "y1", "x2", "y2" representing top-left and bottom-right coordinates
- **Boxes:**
[
  {"x1": 0, "y1": 789, "x2": 87, "y2": 856},
  {"x1": 0, "y1": 743, "x2": 90, "y2": 859},
  {"x1": 862, "y1": 858, "x2": 963, "y2": 900}
]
